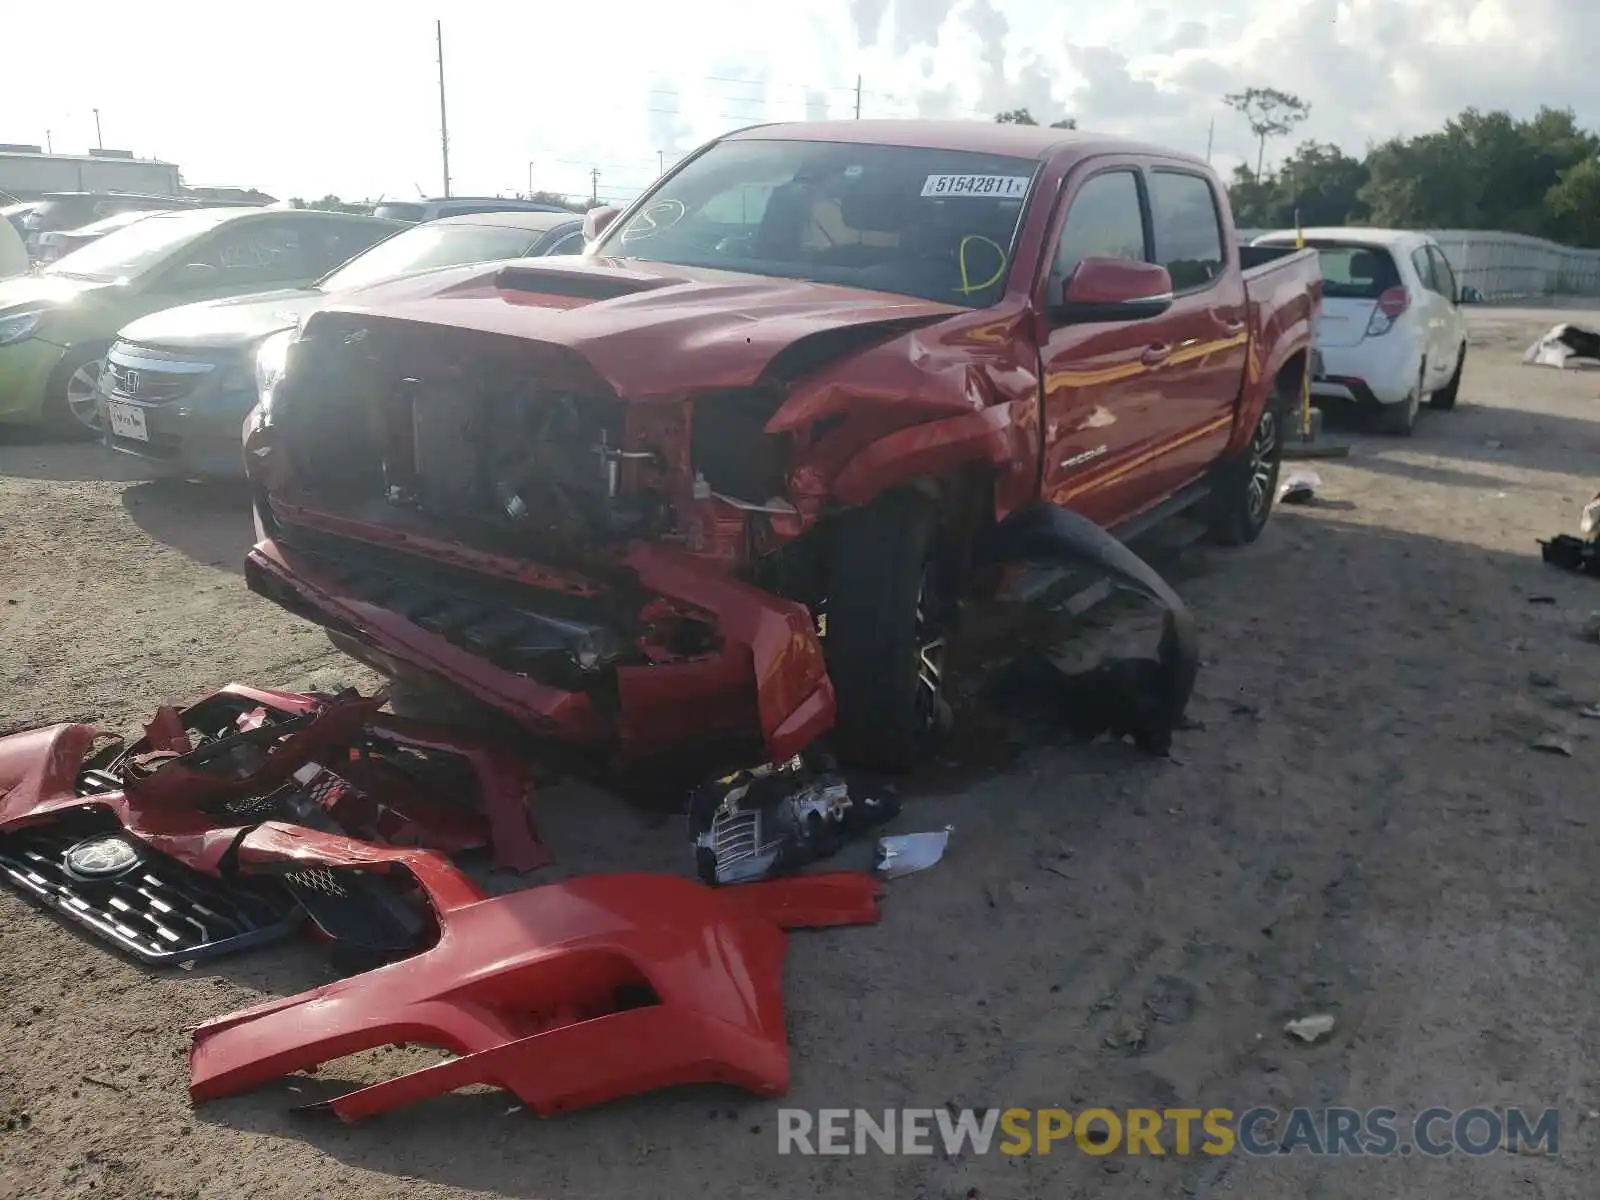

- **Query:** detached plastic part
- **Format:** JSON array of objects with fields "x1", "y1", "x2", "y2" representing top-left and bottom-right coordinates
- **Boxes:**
[
  {"x1": 189, "y1": 870, "x2": 883, "y2": 1121},
  {"x1": 876, "y1": 827, "x2": 953, "y2": 879},
  {"x1": 975, "y1": 502, "x2": 1199, "y2": 755}
]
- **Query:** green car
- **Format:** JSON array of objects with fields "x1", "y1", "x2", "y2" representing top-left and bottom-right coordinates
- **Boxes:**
[{"x1": 0, "y1": 206, "x2": 401, "y2": 435}]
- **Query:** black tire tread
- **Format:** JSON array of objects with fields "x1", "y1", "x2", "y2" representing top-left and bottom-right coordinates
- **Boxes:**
[{"x1": 824, "y1": 488, "x2": 939, "y2": 772}]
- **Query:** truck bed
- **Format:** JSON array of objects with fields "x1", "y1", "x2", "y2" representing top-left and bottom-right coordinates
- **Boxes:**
[{"x1": 1240, "y1": 243, "x2": 1322, "y2": 368}]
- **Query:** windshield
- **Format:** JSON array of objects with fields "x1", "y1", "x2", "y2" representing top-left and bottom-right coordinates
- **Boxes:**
[
  {"x1": 1261, "y1": 238, "x2": 1401, "y2": 300},
  {"x1": 373, "y1": 202, "x2": 426, "y2": 222},
  {"x1": 595, "y1": 138, "x2": 1040, "y2": 307},
  {"x1": 320, "y1": 222, "x2": 542, "y2": 292},
  {"x1": 42, "y1": 209, "x2": 237, "y2": 282}
]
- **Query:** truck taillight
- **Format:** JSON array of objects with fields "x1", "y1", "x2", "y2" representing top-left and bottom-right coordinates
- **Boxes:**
[{"x1": 1365, "y1": 287, "x2": 1409, "y2": 337}]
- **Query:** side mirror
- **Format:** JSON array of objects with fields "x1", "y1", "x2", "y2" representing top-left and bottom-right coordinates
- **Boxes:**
[
  {"x1": 1051, "y1": 258, "x2": 1174, "y2": 324},
  {"x1": 583, "y1": 205, "x2": 621, "y2": 242}
]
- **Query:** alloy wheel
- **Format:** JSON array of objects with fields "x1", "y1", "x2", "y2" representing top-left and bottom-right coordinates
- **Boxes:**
[
  {"x1": 912, "y1": 564, "x2": 949, "y2": 737},
  {"x1": 65, "y1": 360, "x2": 104, "y2": 432},
  {"x1": 1245, "y1": 410, "x2": 1279, "y2": 526}
]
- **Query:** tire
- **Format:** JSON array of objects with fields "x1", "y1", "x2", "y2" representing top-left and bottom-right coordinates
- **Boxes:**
[
  {"x1": 1208, "y1": 404, "x2": 1284, "y2": 546},
  {"x1": 824, "y1": 488, "x2": 951, "y2": 773},
  {"x1": 43, "y1": 345, "x2": 108, "y2": 440},
  {"x1": 1374, "y1": 363, "x2": 1423, "y2": 436},
  {"x1": 1429, "y1": 344, "x2": 1465, "y2": 410}
]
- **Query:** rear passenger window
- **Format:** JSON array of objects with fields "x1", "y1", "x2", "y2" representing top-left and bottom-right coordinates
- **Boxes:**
[
  {"x1": 1411, "y1": 248, "x2": 1439, "y2": 294},
  {"x1": 1049, "y1": 170, "x2": 1147, "y2": 295},
  {"x1": 1148, "y1": 171, "x2": 1225, "y2": 290},
  {"x1": 1427, "y1": 246, "x2": 1458, "y2": 302}
]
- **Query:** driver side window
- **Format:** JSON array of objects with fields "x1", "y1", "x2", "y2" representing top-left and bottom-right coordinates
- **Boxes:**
[{"x1": 1049, "y1": 170, "x2": 1149, "y2": 297}]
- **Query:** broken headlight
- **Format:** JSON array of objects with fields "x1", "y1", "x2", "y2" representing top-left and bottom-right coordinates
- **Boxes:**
[{"x1": 687, "y1": 754, "x2": 898, "y2": 885}]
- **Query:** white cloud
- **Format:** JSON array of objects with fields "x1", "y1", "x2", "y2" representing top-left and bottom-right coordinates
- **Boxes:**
[{"x1": 3, "y1": 0, "x2": 1596, "y2": 203}]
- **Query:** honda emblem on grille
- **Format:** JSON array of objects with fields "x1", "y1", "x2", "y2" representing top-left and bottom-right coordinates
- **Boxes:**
[
  {"x1": 122, "y1": 369, "x2": 140, "y2": 395},
  {"x1": 63, "y1": 834, "x2": 143, "y2": 880}
]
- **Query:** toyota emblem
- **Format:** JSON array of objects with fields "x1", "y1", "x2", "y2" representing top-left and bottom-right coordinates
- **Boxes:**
[{"x1": 63, "y1": 834, "x2": 143, "y2": 881}]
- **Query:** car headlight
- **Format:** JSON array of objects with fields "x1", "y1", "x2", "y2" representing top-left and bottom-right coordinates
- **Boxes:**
[
  {"x1": 253, "y1": 327, "x2": 298, "y2": 416},
  {"x1": 0, "y1": 312, "x2": 43, "y2": 347}
]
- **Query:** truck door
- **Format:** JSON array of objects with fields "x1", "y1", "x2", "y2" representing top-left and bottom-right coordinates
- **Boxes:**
[
  {"x1": 1139, "y1": 168, "x2": 1248, "y2": 496},
  {"x1": 1036, "y1": 163, "x2": 1168, "y2": 528}
]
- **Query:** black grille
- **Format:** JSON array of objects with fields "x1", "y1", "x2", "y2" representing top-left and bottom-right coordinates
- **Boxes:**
[
  {"x1": 0, "y1": 809, "x2": 304, "y2": 965},
  {"x1": 105, "y1": 360, "x2": 206, "y2": 404}
]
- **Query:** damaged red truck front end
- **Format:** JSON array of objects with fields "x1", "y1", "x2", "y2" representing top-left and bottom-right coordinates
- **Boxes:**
[{"x1": 243, "y1": 120, "x2": 1318, "y2": 772}]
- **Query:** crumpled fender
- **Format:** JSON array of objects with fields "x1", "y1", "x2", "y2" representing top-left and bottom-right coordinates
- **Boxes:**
[
  {"x1": 189, "y1": 870, "x2": 882, "y2": 1122},
  {"x1": 974, "y1": 502, "x2": 1199, "y2": 748}
]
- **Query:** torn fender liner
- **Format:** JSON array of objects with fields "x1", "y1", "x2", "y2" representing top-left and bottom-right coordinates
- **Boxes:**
[
  {"x1": 190, "y1": 871, "x2": 882, "y2": 1121},
  {"x1": 974, "y1": 502, "x2": 1200, "y2": 755}
]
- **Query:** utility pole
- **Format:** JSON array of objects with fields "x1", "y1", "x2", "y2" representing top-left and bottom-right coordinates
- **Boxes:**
[
  {"x1": 45, "y1": 130, "x2": 52, "y2": 154},
  {"x1": 854, "y1": 75, "x2": 862, "y2": 119},
  {"x1": 93, "y1": 109, "x2": 103, "y2": 150},
  {"x1": 590, "y1": 168, "x2": 600, "y2": 205},
  {"x1": 1205, "y1": 116, "x2": 1214, "y2": 163},
  {"x1": 435, "y1": 20, "x2": 451, "y2": 198},
  {"x1": 658, "y1": 150, "x2": 665, "y2": 175},
  {"x1": 527, "y1": 160, "x2": 534, "y2": 198}
]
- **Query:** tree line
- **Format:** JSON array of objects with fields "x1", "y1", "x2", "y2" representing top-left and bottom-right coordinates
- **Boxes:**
[{"x1": 999, "y1": 91, "x2": 1600, "y2": 248}]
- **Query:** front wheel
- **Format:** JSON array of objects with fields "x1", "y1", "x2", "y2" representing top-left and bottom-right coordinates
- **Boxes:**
[
  {"x1": 823, "y1": 489, "x2": 953, "y2": 772},
  {"x1": 1208, "y1": 406, "x2": 1283, "y2": 546},
  {"x1": 43, "y1": 346, "x2": 108, "y2": 439}
]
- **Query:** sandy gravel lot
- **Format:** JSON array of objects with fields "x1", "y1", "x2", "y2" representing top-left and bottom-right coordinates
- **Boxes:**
[{"x1": 3, "y1": 308, "x2": 1600, "y2": 1199}]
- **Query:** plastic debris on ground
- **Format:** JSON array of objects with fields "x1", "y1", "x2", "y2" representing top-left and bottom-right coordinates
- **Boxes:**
[
  {"x1": 1284, "y1": 1013, "x2": 1336, "y2": 1043},
  {"x1": 875, "y1": 826, "x2": 954, "y2": 879},
  {"x1": 687, "y1": 752, "x2": 900, "y2": 885},
  {"x1": 1277, "y1": 470, "x2": 1321, "y2": 505},
  {"x1": 1523, "y1": 323, "x2": 1600, "y2": 369},
  {"x1": 1539, "y1": 534, "x2": 1600, "y2": 577}
]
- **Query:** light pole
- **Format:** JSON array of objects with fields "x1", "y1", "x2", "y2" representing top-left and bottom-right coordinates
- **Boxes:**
[
  {"x1": 527, "y1": 161, "x2": 534, "y2": 198},
  {"x1": 93, "y1": 108, "x2": 103, "y2": 150}
]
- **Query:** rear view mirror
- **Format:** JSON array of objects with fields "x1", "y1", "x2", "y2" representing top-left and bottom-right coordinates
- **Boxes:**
[
  {"x1": 583, "y1": 205, "x2": 621, "y2": 242},
  {"x1": 1052, "y1": 258, "x2": 1174, "y2": 324}
]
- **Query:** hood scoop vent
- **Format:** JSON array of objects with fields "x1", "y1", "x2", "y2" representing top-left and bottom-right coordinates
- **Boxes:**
[{"x1": 492, "y1": 264, "x2": 677, "y2": 303}]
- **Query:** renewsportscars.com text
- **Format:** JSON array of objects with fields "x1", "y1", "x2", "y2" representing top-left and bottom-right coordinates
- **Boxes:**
[{"x1": 776, "y1": 1106, "x2": 1560, "y2": 1158}]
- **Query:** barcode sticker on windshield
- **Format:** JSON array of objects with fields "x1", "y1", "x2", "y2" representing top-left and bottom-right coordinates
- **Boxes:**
[{"x1": 921, "y1": 174, "x2": 1031, "y2": 199}]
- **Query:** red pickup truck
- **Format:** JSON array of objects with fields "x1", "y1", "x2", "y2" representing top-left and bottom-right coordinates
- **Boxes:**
[{"x1": 242, "y1": 120, "x2": 1321, "y2": 775}]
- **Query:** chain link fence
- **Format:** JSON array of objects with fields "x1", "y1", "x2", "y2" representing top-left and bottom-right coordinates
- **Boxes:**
[{"x1": 1239, "y1": 228, "x2": 1600, "y2": 302}]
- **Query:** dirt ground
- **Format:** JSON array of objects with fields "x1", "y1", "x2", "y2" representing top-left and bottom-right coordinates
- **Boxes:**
[{"x1": 4, "y1": 308, "x2": 1600, "y2": 1199}]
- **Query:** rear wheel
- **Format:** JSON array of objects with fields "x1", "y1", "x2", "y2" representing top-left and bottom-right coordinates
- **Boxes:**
[
  {"x1": 1208, "y1": 405, "x2": 1283, "y2": 546},
  {"x1": 1429, "y1": 344, "x2": 1465, "y2": 410},
  {"x1": 1374, "y1": 363, "x2": 1423, "y2": 436},
  {"x1": 43, "y1": 346, "x2": 108, "y2": 439},
  {"x1": 824, "y1": 488, "x2": 953, "y2": 773}
]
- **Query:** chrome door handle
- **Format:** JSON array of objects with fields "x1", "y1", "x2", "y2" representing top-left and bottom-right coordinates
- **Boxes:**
[{"x1": 1142, "y1": 343, "x2": 1172, "y2": 366}]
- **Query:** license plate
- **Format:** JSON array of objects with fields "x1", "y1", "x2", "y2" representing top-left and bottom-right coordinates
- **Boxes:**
[{"x1": 106, "y1": 400, "x2": 149, "y2": 442}]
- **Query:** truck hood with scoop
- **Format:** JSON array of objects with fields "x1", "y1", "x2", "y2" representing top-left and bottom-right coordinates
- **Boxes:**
[
  {"x1": 117, "y1": 287, "x2": 322, "y2": 351},
  {"x1": 297, "y1": 256, "x2": 969, "y2": 399}
]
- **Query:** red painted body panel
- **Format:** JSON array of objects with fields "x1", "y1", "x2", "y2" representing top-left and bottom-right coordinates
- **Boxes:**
[{"x1": 188, "y1": 870, "x2": 882, "y2": 1121}]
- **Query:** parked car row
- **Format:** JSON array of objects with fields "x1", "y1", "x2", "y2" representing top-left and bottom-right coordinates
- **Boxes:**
[{"x1": 99, "y1": 209, "x2": 584, "y2": 475}]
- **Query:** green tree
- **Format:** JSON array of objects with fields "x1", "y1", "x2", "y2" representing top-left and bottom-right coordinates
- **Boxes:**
[
  {"x1": 1545, "y1": 157, "x2": 1600, "y2": 247},
  {"x1": 1223, "y1": 87, "x2": 1311, "y2": 177}
]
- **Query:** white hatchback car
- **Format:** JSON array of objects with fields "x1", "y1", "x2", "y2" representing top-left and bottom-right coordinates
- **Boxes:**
[{"x1": 1252, "y1": 228, "x2": 1469, "y2": 435}]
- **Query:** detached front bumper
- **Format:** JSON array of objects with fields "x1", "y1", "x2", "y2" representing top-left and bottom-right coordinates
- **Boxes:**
[{"x1": 245, "y1": 521, "x2": 835, "y2": 766}]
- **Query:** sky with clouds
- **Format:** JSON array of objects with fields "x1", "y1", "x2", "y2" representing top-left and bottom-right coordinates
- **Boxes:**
[{"x1": 1, "y1": 0, "x2": 1579, "y2": 206}]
